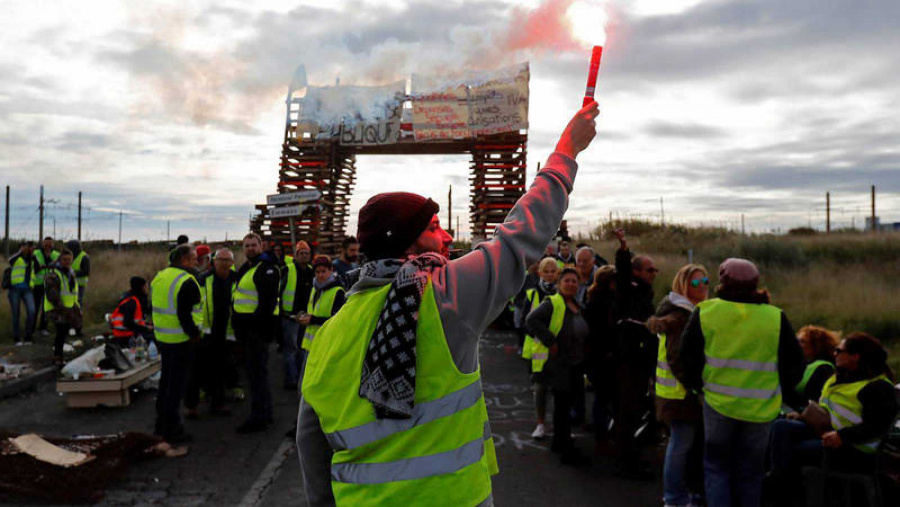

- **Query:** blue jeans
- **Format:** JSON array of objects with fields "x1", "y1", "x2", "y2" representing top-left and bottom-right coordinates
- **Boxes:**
[
  {"x1": 703, "y1": 401, "x2": 771, "y2": 507},
  {"x1": 665, "y1": 419, "x2": 699, "y2": 506},
  {"x1": 281, "y1": 318, "x2": 301, "y2": 386},
  {"x1": 768, "y1": 419, "x2": 822, "y2": 474},
  {"x1": 7, "y1": 285, "x2": 36, "y2": 341}
]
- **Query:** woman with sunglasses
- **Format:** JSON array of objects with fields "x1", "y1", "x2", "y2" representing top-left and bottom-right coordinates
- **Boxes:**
[
  {"x1": 768, "y1": 332, "x2": 897, "y2": 502},
  {"x1": 647, "y1": 264, "x2": 709, "y2": 507}
]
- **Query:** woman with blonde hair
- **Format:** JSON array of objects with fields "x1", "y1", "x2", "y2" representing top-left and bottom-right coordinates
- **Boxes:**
[
  {"x1": 523, "y1": 256, "x2": 560, "y2": 440},
  {"x1": 647, "y1": 263, "x2": 709, "y2": 507}
]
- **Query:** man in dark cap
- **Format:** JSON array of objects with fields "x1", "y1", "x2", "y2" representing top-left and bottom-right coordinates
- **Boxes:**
[
  {"x1": 297, "y1": 101, "x2": 599, "y2": 507},
  {"x1": 675, "y1": 258, "x2": 803, "y2": 507}
]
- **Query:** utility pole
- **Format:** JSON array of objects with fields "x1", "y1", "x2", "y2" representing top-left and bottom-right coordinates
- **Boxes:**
[
  {"x1": 118, "y1": 210, "x2": 123, "y2": 248},
  {"x1": 52, "y1": 217, "x2": 56, "y2": 238},
  {"x1": 77, "y1": 191, "x2": 82, "y2": 241},
  {"x1": 660, "y1": 197, "x2": 665, "y2": 227},
  {"x1": 166, "y1": 220, "x2": 170, "y2": 243},
  {"x1": 39, "y1": 185, "x2": 44, "y2": 240},
  {"x1": 4, "y1": 186, "x2": 9, "y2": 258},
  {"x1": 456, "y1": 216, "x2": 460, "y2": 242},
  {"x1": 447, "y1": 185, "x2": 453, "y2": 232},
  {"x1": 871, "y1": 185, "x2": 876, "y2": 232},
  {"x1": 741, "y1": 214, "x2": 745, "y2": 235},
  {"x1": 826, "y1": 192, "x2": 831, "y2": 233}
]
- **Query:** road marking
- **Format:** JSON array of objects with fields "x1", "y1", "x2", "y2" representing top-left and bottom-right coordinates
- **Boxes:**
[{"x1": 238, "y1": 439, "x2": 296, "y2": 507}]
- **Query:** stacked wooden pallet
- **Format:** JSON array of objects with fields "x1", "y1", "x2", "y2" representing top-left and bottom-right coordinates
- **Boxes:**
[{"x1": 469, "y1": 133, "x2": 528, "y2": 240}]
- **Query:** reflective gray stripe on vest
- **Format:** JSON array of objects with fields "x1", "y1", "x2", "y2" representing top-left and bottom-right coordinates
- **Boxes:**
[
  {"x1": 155, "y1": 272, "x2": 188, "y2": 316},
  {"x1": 531, "y1": 352, "x2": 548, "y2": 361},
  {"x1": 326, "y1": 379, "x2": 483, "y2": 451},
  {"x1": 234, "y1": 299, "x2": 257, "y2": 306},
  {"x1": 657, "y1": 360, "x2": 671, "y2": 371},
  {"x1": 236, "y1": 287, "x2": 258, "y2": 297},
  {"x1": 282, "y1": 290, "x2": 295, "y2": 300},
  {"x1": 483, "y1": 420, "x2": 492, "y2": 441},
  {"x1": 154, "y1": 326, "x2": 185, "y2": 335},
  {"x1": 656, "y1": 376, "x2": 678, "y2": 387},
  {"x1": 823, "y1": 399, "x2": 862, "y2": 425},
  {"x1": 706, "y1": 355, "x2": 777, "y2": 372},
  {"x1": 331, "y1": 435, "x2": 484, "y2": 484},
  {"x1": 705, "y1": 382, "x2": 781, "y2": 400}
]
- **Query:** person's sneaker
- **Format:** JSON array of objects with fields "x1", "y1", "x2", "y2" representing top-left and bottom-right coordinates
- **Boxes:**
[
  {"x1": 14, "y1": 340, "x2": 23, "y2": 347},
  {"x1": 237, "y1": 420, "x2": 267, "y2": 434},
  {"x1": 531, "y1": 423, "x2": 547, "y2": 440},
  {"x1": 40, "y1": 329, "x2": 50, "y2": 337},
  {"x1": 23, "y1": 337, "x2": 34, "y2": 345}
]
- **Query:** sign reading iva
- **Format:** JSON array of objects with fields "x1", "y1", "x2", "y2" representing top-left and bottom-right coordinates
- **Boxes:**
[{"x1": 296, "y1": 63, "x2": 529, "y2": 146}]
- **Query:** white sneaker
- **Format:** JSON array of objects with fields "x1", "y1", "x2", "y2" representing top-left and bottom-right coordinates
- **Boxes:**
[
  {"x1": 531, "y1": 423, "x2": 546, "y2": 439},
  {"x1": 41, "y1": 329, "x2": 50, "y2": 337}
]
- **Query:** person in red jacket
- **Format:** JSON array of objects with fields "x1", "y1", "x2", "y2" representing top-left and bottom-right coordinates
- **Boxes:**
[{"x1": 109, "y1": 277, "x2": 154, "y2": 346}]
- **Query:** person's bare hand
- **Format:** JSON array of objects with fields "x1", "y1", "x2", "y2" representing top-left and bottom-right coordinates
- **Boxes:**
[
  {"x1": 298, "y1": 314, "x2": 311, "y2": 325},
  {"x1": 822, "y1": 430, "x2": 843, "y2": 448},
  {"x1": 555, "y1": 101, "x2": 599, "y2": 160},
  {"x1": 785, "y1": 411, "x2": 802, "y2": 421},
  {"x1": 613, "y1": 228, "x2": 627, "y2": 249}
]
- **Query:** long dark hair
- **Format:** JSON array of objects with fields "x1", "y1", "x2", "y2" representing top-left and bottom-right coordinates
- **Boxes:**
[{"x1": 843, "y1": 332, "x2": 894, "y2": 381}]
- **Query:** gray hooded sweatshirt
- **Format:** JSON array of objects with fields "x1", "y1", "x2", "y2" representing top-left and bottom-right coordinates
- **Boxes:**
[{"x1": 297, "y1": 152, "x2": 579, "y2": 506}]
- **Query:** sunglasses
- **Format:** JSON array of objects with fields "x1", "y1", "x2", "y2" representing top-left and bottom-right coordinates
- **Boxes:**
[{"x1": 690, "y1": 277, "x2": 710, "y2": 288}]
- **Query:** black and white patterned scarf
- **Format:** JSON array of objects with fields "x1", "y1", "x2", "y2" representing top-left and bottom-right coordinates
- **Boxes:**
[{"x1": 358, "y1": 252, "x2": 448, "y2": 419}]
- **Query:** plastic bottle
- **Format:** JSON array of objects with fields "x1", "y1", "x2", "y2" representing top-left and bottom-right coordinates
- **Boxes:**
[
  {"x1": 148, "y1": 341, "x2": 159, "y2": 360},
  {"x1": 135, "y1": 336, "x2": 147, "y2": 362}
]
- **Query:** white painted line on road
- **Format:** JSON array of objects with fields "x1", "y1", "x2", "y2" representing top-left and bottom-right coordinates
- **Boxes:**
[{"x1": 238, "y1": 439, "x2": 296, "y2": 507}]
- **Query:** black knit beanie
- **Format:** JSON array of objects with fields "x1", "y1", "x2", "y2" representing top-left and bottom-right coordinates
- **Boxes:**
[{"x1": 357, "y1": 192, "x2": 439, "y2": 261}]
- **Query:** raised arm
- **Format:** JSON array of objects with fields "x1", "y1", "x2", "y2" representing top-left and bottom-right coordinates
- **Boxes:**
[{"x1": 432, "y1": 102, "x2": 599, "y2": 373}]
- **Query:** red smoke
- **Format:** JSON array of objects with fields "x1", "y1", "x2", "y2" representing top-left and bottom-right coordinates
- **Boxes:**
[{"x1": 502, "y1": 0, "x2": 581, "y2": 53}]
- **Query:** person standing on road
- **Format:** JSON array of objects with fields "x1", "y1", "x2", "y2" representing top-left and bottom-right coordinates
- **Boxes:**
[
  {"x1": 583, "y1": 265, "x2": 618, "y2": 446},
  {"x1": 298, "y1": 255, "x2": 345, "y2": 366},
  {"x1": 647, "y1": 264, "x2": 709, "y2": 507},
  {"x1": 43, "y1": 249, "x2": 81, "y2": 364},
  {"x1": 281, "y1": 241, "x2": 314, "y2": 391},
  {"x1": 33, "y1": 236, "x2": 59, "y2": 337},
  {"x1": 298, "y1": 101, "x2": 599, "y2": 507},
  {"x1": 574, "y1": 246, "x2": 596, "y2": 306},
  {"x1": 151, "y1": 244, "x2": 203, "y2": 444},
  {"x1": 675, "y1": 258, "x2": 803, "y2": 507},
  {"x1": 611, "y1": 228, "x2": 659, "y2": 480},
  {"x1": 108, "y1": 276, "x2": 154, "y2": 346},
  {"x1": 232, "y1": 233, "x2": 281, "y2": 433},
  {"x1": 5, "y1": 241, "x2": 38, "y2": 345},
  {"x1": 555, "y1": 240, "x2": 575, "y2": 268},
  {"x1": 522, "y1": 257, "x2": 559, "y2": 440},
  {"x1": 185, "y1": 247, "x2": 238, "y2": 417},
  {"x1": 526, "y1": 268, "x2": 591, "y2": 466},
  {"x1": 66, "y1": 240, "x2": 90, "y2": 338}
]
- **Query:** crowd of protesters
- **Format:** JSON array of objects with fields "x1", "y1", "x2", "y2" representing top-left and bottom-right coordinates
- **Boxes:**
[{"x1": 512, "y1": 231, "x2": 898, "y2": 507}]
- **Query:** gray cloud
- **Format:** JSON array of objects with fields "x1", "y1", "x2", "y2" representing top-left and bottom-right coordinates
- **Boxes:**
[{"x1": 644, "y1": 121, "x2": 726, "y2": 139}]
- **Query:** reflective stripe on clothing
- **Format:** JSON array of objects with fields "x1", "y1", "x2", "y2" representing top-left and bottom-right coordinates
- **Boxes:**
[
  {"x1": 705, "y1": 356, "x2": 777, "y2": 373},
  {"x1": 818, "y1": 374, "x2": 891, "y2": 453},
  {"x1": 331, "y1": 435, "x2": 484, "y2": 485},
  {"x1": 151, "y1": 267, "x2": 202, "y2": 344},
  {"x1": 705, "y1": 382, "x2": 781, "y2": 400},
  {"x1": 326, "y1": 379, "x2": 484, "y2": 451}
]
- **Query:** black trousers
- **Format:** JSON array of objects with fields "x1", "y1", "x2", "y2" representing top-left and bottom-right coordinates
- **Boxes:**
[
  {"x1": 53, "y1": 321, "x2": 70, "y2": 358},
  {"x1": 238, "y1": 329, "x2": 273, "y2": 424},
  {"x1": 185, "y1": 336, "x2": 229, "y2": 409},
  {"x1": 33, "y1": 286, "x2": 48, "y2": 331},
  {"x1": 552, "y1": 387, "x2": 574, "y2": 453},
  {"x1": 614, "y1": 361, "x2": 651, "y2": 465},
  {"x1": 155, "y1": 341, "x2": 195, "y2": 438}
]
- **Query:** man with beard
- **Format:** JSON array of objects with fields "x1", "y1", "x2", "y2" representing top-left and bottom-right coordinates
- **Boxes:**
[{"x1": 331, "y1": 236, "x2": 359, "y2": 288}]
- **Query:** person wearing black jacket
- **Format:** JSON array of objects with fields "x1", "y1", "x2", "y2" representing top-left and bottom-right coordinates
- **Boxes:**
[
  {"x1": 152, "y1": 245, "x2": 202, "y2": 444},
  {"x1": 584, "y1": 265, "x2": 617, "y2": 443},
  {"x1": 232, "y1": 233, "x2": 281, "y2": 433},
  {"x1": 612, "y1": 228, "x2": 659, "y2": 479},
  {"x1": 768, "y1": 332, "x2": 897, "y2": 506}
]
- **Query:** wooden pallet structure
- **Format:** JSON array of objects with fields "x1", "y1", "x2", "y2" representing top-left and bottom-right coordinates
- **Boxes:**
[{"x1": 252, "y1": 64, "x2": 530, "y2": 254}]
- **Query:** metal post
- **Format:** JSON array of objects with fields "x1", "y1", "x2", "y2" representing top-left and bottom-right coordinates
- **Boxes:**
[
  {"x1": 741, "y1": 214, "x2": 745, "y2": 235},
  {"x1": 826, "y1": 192, "x2": 831, "y2": 233},
  {"x1": 39, "y1": 185, "x2": 44, "y2": 240},
  {"x1": 118, "y1": 210, "x2": 123, "y2": 247},
  {"x1": 167, "y1": 220, "x2": 170, "y2": 243},
  {"x1": 660, "y1": 197, "x2": 665, "y2": 227},
  {"x1": 447, "y1": 185, "x2": 452, "y2": 232},
  {"x1": 289, "y1": 218, "x2": 297, "y2": 250},
  {"x1": 77, "y1": 191, "x2": 82, "y2": 241}
]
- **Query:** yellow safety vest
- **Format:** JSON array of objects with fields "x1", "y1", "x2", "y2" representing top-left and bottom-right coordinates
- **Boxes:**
[
  {"x1": 530, "y1": 293, "x2": 566, "y2": 373},
  {"x1": 656, "y1": 332, "x2": 687, "y2": 400},
  {"x1": 819, "y1": 374, "x2": 893, "y2": 453},
  {"x1": 9, "y1": 256, "x2": 34, "y2": 288},
  {"x1": 700, "y1": 298, "x2": 783, "y2": 422},
  {"x1": 201, "y1": 274, "x2": 236, "y2": 342},
  {"x1": 43, "y1": 268, "x2": 79, "y2": 312},
  {"x1": 521, "y1": 288, "x2": 543, "y2": 360},
  {"x1": 281, "y1": 261, "x2": 311, "y2": 314},
  {"x1": 302, "y1": 280, "x2": 497, "y2": 507},
  {"x1": 233, "y1": 263, "x2": 280, "y2": 315},
  {"x1": 33, "y1": 249, "x2": 59, "y2": 285},
  {"x1": 301, "y1": 284, "x2": 344, "y2": 351},
  {"x1": 151, "y1": 267, "x2": 203, "y2": 344},
  {"x1": 72, "y1": 251, "x2": 89, "y2": 286},
  {"x1": 795, "y1": 360, "x2": 833, "y2": 395}
]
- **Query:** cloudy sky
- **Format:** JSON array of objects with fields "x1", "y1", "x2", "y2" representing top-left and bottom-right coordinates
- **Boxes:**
[{"x1": 2, "y1": 0, "x2": 899, "y2": 243}]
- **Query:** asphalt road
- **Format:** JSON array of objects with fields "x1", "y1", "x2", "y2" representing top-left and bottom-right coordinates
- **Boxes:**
[{"x1": 0, "y1": 329, "x2": 662, "y2": 506}]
